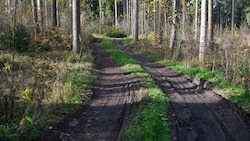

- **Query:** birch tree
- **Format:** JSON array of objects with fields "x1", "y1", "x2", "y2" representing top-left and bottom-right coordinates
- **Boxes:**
[
  {"x1": 199, "y1": 0, "x2": 207, "y2": 67},
  {"x1": 72, "y1": 0, "x2": 80, "y2": 53}
]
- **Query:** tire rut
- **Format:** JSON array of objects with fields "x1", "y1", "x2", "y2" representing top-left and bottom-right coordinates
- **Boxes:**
[
  {"x1": 114, "y1": 39, "x2": 250, "y2": 141},
  {"x1": 38, "y1": 39, "x2": 142, "y2": 141}
]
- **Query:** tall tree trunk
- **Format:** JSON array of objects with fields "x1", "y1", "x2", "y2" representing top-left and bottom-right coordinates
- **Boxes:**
[
  {"x1": 199, "y1": 0, "x2": 207, "y2": 67},
  {"x1": 37, "y1": 0, "x2": 43, "y2": 34},
  {"x1": 31, "y1": 0, "x2": 39, "y2": 35},
  {"x1": 114, "y1": 0, "x2": 118, "y2": 26},
  {"x1": 72, "y1": 0, "x2": 80, "y2": 53},
  {"x1": 194, "y1": 0, "x2": 198, "y2": 40},
  {"x1": 69, "y1": 0, "x2": 72, "y2": 35},
  {"x1": 123, "y1": 0, "x2": 127, "y2": 29},
  {"x1": 133, "y1": 0, "x2": 139, "y2": 41},
  {"x1": 158, "y1": 0, "x2": 163, "y2": 43},
  {"x1": 52, "y1": 0, "x2": 57, "y2": 27},
  {"x1": 44, "y1": 0, "x2": 48, "y2": 27},
  {"x1": 169, "y1": 0, "x2": 177, "y2": 50},
  {"x1": 207, "y1": 0, "x2": 213, "y2": 47},
  {"x1": 182, "y1": 0, "x2": 186, "y2": 40},
  {"x1": 231, "y1": 0, "x2": 235, "y2": 34}
]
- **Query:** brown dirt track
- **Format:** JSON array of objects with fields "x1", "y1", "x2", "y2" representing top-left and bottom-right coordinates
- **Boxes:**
[{"x1": 39, "y1": 39, "x2": 250, "y2": 141}]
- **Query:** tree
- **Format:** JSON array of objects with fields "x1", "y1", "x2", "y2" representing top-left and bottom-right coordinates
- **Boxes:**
[
  {"x1": 72, "y1": 0, "x2": 80, "y2": 53},
  {"x1": 199, "y1": 0, "x2": 207, "y2": 67},
  {"x1": 133, "y1": 0, "x2": 139, "y2": 41},
  {"x1": 169, "y1": 0, "x2": 177, "y2": 50},
  {"x1": 52, "y1": 0, "x2": 57, "y2": 27},
  {"x1": 114, "y1": 0, "x2": 118, "y2": 26},
  {"x1": 231, "y1": 0, "x2": 234, "y2": 33},
  {"x1": 194, "y1": 0, "x2": 199, "y2": 40},
  {"x1": 207, "y1": 0, "x2": 213, "y2": 47}
]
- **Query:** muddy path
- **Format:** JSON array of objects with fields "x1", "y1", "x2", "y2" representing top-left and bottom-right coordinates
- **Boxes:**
[
  {"x1": 114, "y1": 40, "x2": 250, "y2": 141},
  {"x1": 39, "y1": 39, "x2": 142, "y2": 141}
]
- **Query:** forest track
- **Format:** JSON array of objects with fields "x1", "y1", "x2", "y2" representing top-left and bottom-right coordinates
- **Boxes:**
[
  {"x1": 114, "y1": 39, "x2": 250, "y2": 141},
  {"x1": 38, "y1": 39, "x2": 142, "y2": 141}
]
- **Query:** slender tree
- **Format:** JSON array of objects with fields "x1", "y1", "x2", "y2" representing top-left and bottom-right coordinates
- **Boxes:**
[
  {"x1": 169, "y1": 0, "x2": 177, "y2": 49},
  {"x1": 207, "y1": 0, "x2": 213, "y2": 47},
  {"x1": 72, "y1": 0, "x2": 80, "y2": 53},
  {"x1": 194, "y1": 0, "x2": 198, "y2": 40},
  {"x1": 114, "y1": 0, "x2": 118, "y2": 26},
  {"x1": 133, "y1": 0, "x2": 139, "y2": 41},
  {"x1": 52, "y1": 0, "x2": 57, "y2": 27},
  {"x1": 199, "y1": 0, "x2": 207, "y2": 67},
  {"x1": 231, "y1": 0, "x2": 235, "y2": 33}
]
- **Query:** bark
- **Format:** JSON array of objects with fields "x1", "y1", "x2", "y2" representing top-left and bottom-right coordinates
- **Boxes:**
[
  {"x1": 169, "y1": 0, "x2": 177, "y2": 50},
  {"x1": 37, "y1": 0, "x2": 43, "y2": 33},
  {"x1": 207, "y1": 0, "x2": 213, "y2": 47},
  {"x1": 194, "y1": 0, "x2": 198, "y2": 40},
  {"x1": 182, "y1": 0, "x2": 186, "y2": 40},
  {"x1": 31, "y1": 0, "x2": 39, "y2": 35},
  {"x1": 114, "y1": 0, "x2": 118, "y2": 26},
  {"x1": 199, "y1": 0, "x2": 207, "y2": 67},
  {"x1": 72, "y1": 0, "x2": 80, "y2": 53},
  {"x1": 69, "y1": 0, "x2": 72, "y2": 35},
  {"x1": 231, "y1": 0, "x2": 235, "y2": 33},
  {"x1": 133, "y1": 0, "x2": 139, "y2": 41},
  {"x1": 52, "y1": 0, "x2": 57, "y2": 27}
]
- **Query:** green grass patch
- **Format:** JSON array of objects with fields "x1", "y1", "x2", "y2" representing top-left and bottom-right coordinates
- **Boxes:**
[{"x1": 101, "y1": 38, "x2": 171, "y2": 141}]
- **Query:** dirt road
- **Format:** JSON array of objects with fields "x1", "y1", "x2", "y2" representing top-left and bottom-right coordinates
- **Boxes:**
[
  {"x1": 114, "y1": 39, "x2": 250, "y2": 141},
  {"x1": 40, "y1": 39, "x2": 250, "y2": 141},
  {"x1": 39, "y1": 39, "x2": 142, "y2": 141}
]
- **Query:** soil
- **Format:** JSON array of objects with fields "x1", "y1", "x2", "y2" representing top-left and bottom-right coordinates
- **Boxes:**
[{"x1": 39, "y1": 39, "x2": 250, "y2": 141}]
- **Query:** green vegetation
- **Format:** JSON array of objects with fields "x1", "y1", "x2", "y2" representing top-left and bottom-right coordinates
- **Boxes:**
[
  {"x1": 101, "y1": 38, "x2": 170, "y2": 141},
  {"x1": 122, "y1": 38, "x2": 250, "y2": 113},
  {"x1": 0, "y1": 34, "x2": 96, "y2": 140}
]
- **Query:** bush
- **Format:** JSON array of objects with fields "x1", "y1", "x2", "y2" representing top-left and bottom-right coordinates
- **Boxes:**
[
  {"x1": 0, "y1": 24, "x2": 31, "y2": 52},
  {"x1": 103, "y1": 26, "x2": 127, "y2": 38}
]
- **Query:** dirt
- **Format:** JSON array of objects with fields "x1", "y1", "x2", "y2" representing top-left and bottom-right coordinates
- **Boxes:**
[
  {"x1": 39, "y1": 39, "x2": 250, "y2": 141},
  {"x1": 113, "y1": 39, "x2": 250, "y2": 141},
  {"x1": 38, "y1": 39, "x2": 142, "y2": 141}
]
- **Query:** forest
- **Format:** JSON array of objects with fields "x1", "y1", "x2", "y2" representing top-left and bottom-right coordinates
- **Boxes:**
[{"x1": 0, "y1": 0, "x2": 250, "y2": 140}]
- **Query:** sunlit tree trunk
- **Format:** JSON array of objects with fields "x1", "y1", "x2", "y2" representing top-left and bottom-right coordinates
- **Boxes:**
[
  {"x1": 72, "y1": 0, "x2": 80, "y2": 53},
  {"x1": 169, "y1": 0, "x2": 177, "y2": 49},
  {"x1": 114, "y1": 0, "x2": 118, "y2": 26},
  {"x1": 194, "y1": 0, "x2": 198, "y2": 40},
  {"x1": 44, "y1": 0, "x2": 48, "y2": 27},
  {"x1": 133, "y1": 0, "x2": 138, "y2": 41},
  {"x1": 37, "y1": 0, "x2": 43, "y2": 33},
  {"x1": 199, "y1": 0, "x2": 207, "y2": 67},
  {"x1": 207, "y1": 0, "x2": 213, "y2": 47}
]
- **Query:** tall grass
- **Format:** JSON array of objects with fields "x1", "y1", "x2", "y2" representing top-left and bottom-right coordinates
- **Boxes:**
[{"x1": 101, "y1": 38, "x2": 171, "y2": 141}]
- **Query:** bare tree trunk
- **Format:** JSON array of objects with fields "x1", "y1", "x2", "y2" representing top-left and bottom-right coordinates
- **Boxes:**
[
  {"x1": 199, "y1": 0, "x2": 207, "y2": 67},
  {"x1": 69, "y1": 0, "x2": 72, "y2": 35},
  {"x1": 194, "y1": 0, "x2": 198, "y2": 40},
  {"x1": 169, "y1": 0, "x2": 177, "y2": 50},
  {"x1": 44, "y1": 0, "x2": 48, "y2": 27},
  {"x1": 207, "y1": 0, "x2": 213, "y2": 47},
  {"x1": 182, "y1": 0, "x2": 186, "y2": 40},
  {"x1": 72, "y1": 0, "x2": 80, "y2": 53},
  {"x1": 158, "y1": 0, "x2": 163, "y2": 43},
  {"x1": 114, "y1": 0, "x2": 118, "y2": 26},
  {"x1": 133, "y1": 0, "x2": 139, "y2": 41},
  {"x1": 52, "y1": 0, "x2": 57, "y2": 27},
  {"x1": 231, "y1": 0, "x2": 235, "y2": 34},
  {"x1": 31, "y1": 0, "x2": 39, "y2": 35},
  {"x1": 37, "y1": 0, "x2": 43, "y2": 34}
]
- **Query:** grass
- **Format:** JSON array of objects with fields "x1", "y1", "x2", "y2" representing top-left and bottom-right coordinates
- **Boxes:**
[
  {"x1": 0, "y1": 51, "x2": 97, "y2": 140},
  {"x1": 100, "y1": 38, "x2": 171, "y2": 141},
  {"x1": 121, "y1": 37, "x2": 250, "y2": 113}
]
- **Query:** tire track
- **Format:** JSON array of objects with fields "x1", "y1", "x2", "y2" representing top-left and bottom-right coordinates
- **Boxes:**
[{"x1": 114, "y1": 39, "x2": 250, "y2": 141}]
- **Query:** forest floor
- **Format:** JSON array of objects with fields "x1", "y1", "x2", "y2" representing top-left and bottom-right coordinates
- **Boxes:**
[{"x1": 39, "y1": 38, "x2": 250, "y2": 141}]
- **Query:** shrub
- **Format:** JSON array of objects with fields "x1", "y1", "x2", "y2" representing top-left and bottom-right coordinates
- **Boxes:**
[
  {"x1": 103, "y1": 26, "x2": 127, "y2": 38},
  {"x1": 0, "y1": 24, "x2": 31, "y2": 52}
]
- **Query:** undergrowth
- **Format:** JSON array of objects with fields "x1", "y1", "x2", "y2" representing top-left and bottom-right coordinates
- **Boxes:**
[{"x1": 101, "y1": 38, "x2": 171, "y2": 141}]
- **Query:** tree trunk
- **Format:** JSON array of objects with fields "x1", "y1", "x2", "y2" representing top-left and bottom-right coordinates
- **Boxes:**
[
  {"x1": 52, "y1": 0, "x2": 57, "y2": 27},
  {"x1": 133, "y1": 0, "x2": 139, "y2": 41},
  {"x1": 182, "y1": 0, "x2": 186, "y2": 40},
  {"x1": 31, "y1": 0, "x2": 39, "y2": 35},
  {"x1": 169, "y1": 0, "x2": 177, "y2": 50},
  {"x1": 114, "y1": 0, "x2": 118, "y2": 26},
  {"x1": 207, "y1": 0, "x2": 213, "y2": 47},
  {"x1": 44, "y1": 0, "x2": 48, "y2": 27},
  {"x1": 37, "y1": 0, "x2": 43, "y2": 34},
  {"x1": 194, "y1": 0, "x2": 198, "y2": 40},
  {"x1": 231, "y1": 0, "x2": 235, "y2": 34},
  {"x1": 199, "y1": 0, "x2": 207, "y2": 67},
  {"x1": 72, "y1": 0, "x2": 80, "y2": 53}
]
